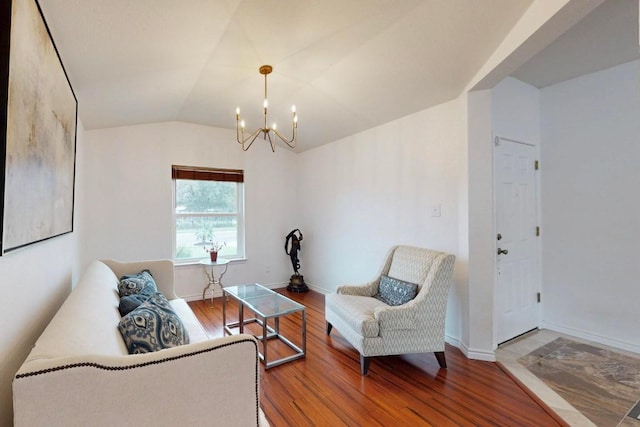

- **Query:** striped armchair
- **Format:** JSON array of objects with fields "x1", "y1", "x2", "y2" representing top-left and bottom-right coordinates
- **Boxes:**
[{"x1": 325, "y1": 246, "x2": 455, "y2": 375}]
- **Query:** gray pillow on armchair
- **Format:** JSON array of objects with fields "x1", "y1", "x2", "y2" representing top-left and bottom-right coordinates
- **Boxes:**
[{"x1": 374, "y1": 275, "x2": 418, "y2": 306}]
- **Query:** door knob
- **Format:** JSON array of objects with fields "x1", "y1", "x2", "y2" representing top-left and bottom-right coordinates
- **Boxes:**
[{"x1": 497, "y1": 248, "x2": 508, "y2": 255}]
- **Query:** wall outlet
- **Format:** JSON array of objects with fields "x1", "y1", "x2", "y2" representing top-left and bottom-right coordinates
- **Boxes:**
[{"x1": 431, "y1": 204, "x2": 441, "y2": 217}]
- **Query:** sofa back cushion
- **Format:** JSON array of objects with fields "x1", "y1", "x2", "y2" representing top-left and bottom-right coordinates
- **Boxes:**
[{"x1": 23, "y1": 260, "x2": 128, "y2": 364}]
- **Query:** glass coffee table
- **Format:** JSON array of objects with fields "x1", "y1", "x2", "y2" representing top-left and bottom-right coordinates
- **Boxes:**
[{"x1": 222, "y1": 283, "x2": 306, "y2": 369}]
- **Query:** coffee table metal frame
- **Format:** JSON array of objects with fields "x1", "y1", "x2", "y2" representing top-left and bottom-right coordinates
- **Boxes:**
[{"x1": 222, "y1": 283, "x2": 306, "y2": 369}]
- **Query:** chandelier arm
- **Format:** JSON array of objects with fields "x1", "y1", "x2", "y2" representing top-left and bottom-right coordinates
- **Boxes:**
[
  {"x1": 236, "y1": 122, "x2": 243, "y2": 143},
  {"x1": 266, "y1": 131, "x2": 276, "y2": 152},
  {"x1": 238, "y1": 129, "x2": 262, "y2": 151},
  {"x1": 272, "y1": 128, "x2": 297, "y2": 148},
  {"x1": 237, "y1": 126, "x2": 261, "y2": 144},
  {"x1": 241, "y1": 129, "x2": 264, "y2": 151}
]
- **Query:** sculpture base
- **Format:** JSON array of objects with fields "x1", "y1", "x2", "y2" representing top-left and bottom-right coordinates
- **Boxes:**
[{"x1": 287, "y1": 274, "x2": 308, "y2": 293}]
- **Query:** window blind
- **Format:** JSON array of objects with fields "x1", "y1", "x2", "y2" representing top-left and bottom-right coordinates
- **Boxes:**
[{"x1": 171, "y1": 165, "x2": 244, "y2": 183}]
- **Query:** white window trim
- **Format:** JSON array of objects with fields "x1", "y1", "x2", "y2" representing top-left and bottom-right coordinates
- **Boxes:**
[{"x1": 171, "y1": 177, "x2": 245, "y2": 263}]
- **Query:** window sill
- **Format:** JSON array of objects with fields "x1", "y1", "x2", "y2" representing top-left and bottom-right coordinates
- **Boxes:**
[{"x1": 174, "y1": 258, "x2": 247, "y2": 268}]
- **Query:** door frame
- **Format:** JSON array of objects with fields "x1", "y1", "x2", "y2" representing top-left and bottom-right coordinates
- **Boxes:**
[{"x1": 492, "y1": 134, "x2": 542, "y2": 347}]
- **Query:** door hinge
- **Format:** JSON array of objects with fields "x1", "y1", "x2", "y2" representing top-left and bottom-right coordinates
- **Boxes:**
[
  {"x1": 537, "y1": 292, "x2": 541, "y2": 303},
  {"x1": 536, "y1": 226, "x2": 540, "y2": 236},
  {"x1": 534, "y1": 160, "x2": 539, "y2": 170}
]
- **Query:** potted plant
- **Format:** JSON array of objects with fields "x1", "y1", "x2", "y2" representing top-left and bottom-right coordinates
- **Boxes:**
[{"x1": 204, "y1": 239, "x2": 226, "y2": 262}]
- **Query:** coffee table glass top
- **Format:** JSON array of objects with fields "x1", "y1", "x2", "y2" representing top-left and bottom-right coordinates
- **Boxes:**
[{"x1": 224, "y1": 283, "x2": 304, "y2": 318}]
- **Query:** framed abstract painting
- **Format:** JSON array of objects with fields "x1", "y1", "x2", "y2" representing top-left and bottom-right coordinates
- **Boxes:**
[{"x1": 0, "y1": 0, "x2": 77, "y2": 254}]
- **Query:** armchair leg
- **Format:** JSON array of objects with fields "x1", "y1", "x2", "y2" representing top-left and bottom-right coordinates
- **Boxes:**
[
  {"x1": 326, "y1": 321, "x2": 333, "y2": 335},
  {"x1": 360, "y1": 355, "x2": 371, "y2": 376},
  {"x1": 434, "y1": 351, "x2": 447, "y2": 369}
]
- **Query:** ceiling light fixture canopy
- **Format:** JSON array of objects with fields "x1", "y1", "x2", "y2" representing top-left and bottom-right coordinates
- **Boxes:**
[{"x1": 235, "y1": 65, "x2": 298, "y2": 152}]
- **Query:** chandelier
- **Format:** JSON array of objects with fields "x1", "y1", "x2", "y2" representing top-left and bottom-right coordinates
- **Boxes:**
[{"x1": 235, "y1": 65, "x2": 298, "y2": 152}]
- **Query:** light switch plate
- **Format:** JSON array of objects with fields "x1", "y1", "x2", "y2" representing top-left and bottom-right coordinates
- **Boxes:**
[{"x1": 431, "y1": 204, "x2": 441, "y2": 217}]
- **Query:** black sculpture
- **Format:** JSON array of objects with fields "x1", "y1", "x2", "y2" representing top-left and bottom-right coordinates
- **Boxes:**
[{"x1": 285, "y1": 229, "x2": 308, "y2": 292}]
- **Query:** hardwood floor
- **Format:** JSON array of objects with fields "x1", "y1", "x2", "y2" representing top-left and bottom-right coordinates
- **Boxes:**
[{"x1": 189, "y1": 289, "x2": 566, "y2": 426}]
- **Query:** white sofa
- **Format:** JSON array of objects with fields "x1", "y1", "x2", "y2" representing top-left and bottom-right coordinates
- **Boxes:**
[{"x1": 13, "y1": 259, "x2": 269, "y2": 427}]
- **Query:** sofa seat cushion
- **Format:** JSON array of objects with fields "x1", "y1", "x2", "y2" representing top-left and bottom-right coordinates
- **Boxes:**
[
  {"x1": 325, "y1": 294, "x2": 387, "y2": 338},
  {"x1": 169, "y1": 299, "x2": 209, "y2": 343},
  {"x1": 119, "y1": 293, "x2": 189, "y2": 354}
]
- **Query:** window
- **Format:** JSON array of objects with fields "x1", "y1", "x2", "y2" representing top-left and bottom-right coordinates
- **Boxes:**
[{"x1": 172, "y1": 165, "x2": 245, "y2": 261}]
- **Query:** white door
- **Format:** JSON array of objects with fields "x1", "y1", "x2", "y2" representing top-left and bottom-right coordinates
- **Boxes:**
[{"x1": 494, "y1": 136, "x2": 540, "y2": 344}]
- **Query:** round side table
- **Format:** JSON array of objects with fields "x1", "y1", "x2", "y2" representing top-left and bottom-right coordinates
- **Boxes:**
[{"x1": 199, "y1": 258, "x2": 230, "y2": 306}]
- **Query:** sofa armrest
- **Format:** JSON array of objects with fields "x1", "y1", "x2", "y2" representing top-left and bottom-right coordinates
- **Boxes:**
[
  {"x1": 337, "y1": 280, "x2": 379, "y2": 297},
  {"x1": 14, "y1": 335, "x2": 264, "y2": 427},
  {"x1": 101, "y1": 259, "x2": 177, "y2": 300}
]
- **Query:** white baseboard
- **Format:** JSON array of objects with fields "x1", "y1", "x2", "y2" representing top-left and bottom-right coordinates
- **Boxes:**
[
  {"x1": 445, "y1": 334, "x2": 460, "y2": 349},
  {"x1": 464, "y1": 347, "x2": 496, "y2": 362},
  {"x1": 180, "y1": 282, "x2": 288, "y2": 302},
  {"x1": 182, "y1": 293, "x2": 210, "y2": 302},
  {"x1": 445, "y1": 335, "x2": 496, "y2": 362},
  {"x1": 305, "y1": 283, "x2": 330, "y2": 295},
  {"x1": 542, "y1": 322, "x2": 640, "y2": 355},
  {"x1": 450, "y1": 337, "x2": 496, "y2": 362}
]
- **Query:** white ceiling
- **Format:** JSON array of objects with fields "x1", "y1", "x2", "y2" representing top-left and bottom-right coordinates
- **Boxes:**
[
  {"x1": 36, "y1": 0, "x2": 638, "y2": 152},
  {"x1": 512, "y1": 0, "x2": 639, "y2": 88},
  {"x1": 37, "y1": 0, "x2": 533, "y2": 151}
]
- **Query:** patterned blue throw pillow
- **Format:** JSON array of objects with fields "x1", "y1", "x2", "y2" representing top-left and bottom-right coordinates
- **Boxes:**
[
  {"x1": 375, "y1": 275, "x2": 418, "y2": 306},
  {"x1": 118, "y1": 294, "x2": 147, "y2": 316},
  {"x1": 118, "y1": 292, "x2": 189, "y2": 354},
  {"x1": 118, "y1": 270, "x2": 157, "y2": 298}
]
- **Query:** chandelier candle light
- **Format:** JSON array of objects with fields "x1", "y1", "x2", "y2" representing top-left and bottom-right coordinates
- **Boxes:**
[{"x1": 236, "y1": 65, "x2": 298, "y2": 152}]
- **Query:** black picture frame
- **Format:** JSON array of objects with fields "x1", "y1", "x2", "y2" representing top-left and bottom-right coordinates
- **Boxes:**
[{"x1": 0, "y1": 0, "x2": 77, "y2": 255}]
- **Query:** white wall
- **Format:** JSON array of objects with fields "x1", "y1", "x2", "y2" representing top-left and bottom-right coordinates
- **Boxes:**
[
  {"x1": 462, "y1": 0, "x2": 602, "y2": 360},
  {"x1": 540, "y1": 60, "x2": 640, "y2": 352},
  {"x1": 486, "y1": 61, "x2": 640, "y2": 355},
  {"x1": 80, "y1": 122, "x2": 298, "y2": 299},
  {"x1": 492, "y1": 77, "x2": 541, "y2": 143},
  {"x1": 0, "y1": 122, "x2": 84, "y2": 425},
  {"x1": 296, "y1": 99, "x2": 465, "y2": 343},
  {"x1": 465, "y1": 76, "x2": 540, "y2": 358},
  {"x1": 466, "y1": 89, "x2": 495, "y2": 359}
]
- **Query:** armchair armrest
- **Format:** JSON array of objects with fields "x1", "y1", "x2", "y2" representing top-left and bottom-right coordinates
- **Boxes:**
[
  {"x1": 337, "y1": 280, "x2": 379, "y2": 297},
  {"x1": 374, "y1": 303, "x2": 418, "y2": 330}
]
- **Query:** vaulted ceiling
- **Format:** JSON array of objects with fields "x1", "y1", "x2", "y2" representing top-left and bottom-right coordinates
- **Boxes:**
[
  {"x1": 512, "y1": 0, "x2": 639, "y2": 88},
  {"x1": 37, "y1": 0, "x2": 638, "y2": 152}
]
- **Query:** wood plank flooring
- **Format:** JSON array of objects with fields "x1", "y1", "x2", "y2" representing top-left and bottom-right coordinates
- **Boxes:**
[{"x1": 189, "y1": 289, "x2": 566, "y2": 426}]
